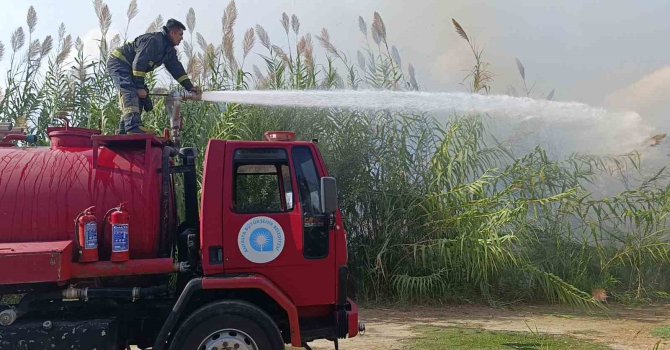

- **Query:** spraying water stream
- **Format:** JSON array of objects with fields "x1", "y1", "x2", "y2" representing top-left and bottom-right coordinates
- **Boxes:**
[{"x1": 202, "y1": 90, "x2": 658, "y2": 157}]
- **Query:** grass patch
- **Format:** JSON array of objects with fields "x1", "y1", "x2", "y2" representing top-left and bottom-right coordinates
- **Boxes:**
[
  {"x1": 407, "y1": 326, "x2": 608, "y2": 350},
  {"x1": 651, "y1": 327, "x2": 670, "y2": 339}
]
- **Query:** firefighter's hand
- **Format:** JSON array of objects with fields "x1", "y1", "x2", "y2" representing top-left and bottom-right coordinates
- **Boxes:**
[
  {"x1": 191, "y1": 86, "x2": 202, "y2": 95},
  {"x1": 137, "y1": 89, "x2": 148, "y2": 99},
  {"x1": 142, "y1": 96, "x2": 154, "y2": 113}
]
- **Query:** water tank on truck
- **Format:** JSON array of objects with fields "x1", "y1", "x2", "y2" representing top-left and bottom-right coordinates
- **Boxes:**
[{"x1": 0, "y1": 126, "x2": 174, "y2": 264}]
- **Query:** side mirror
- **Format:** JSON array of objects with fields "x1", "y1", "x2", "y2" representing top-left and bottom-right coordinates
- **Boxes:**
[{"x1": 320, "y1": 177, "x2": 338, "y2": 214}]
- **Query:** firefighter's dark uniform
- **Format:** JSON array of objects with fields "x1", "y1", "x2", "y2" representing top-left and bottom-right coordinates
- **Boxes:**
[{"x1": 107, "y1": 27, "x2": 194, "y2": 134}]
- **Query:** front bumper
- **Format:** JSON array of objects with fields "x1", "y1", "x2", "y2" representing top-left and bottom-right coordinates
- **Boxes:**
[
  {"x1": 336, "y1": 266, "x2": 362, "y2": 338},
  {"x1": 347, "y1": 298, "x2": 361, "y2": 338},
  {"x1": 336, "y1": 298, "x2": 361, "y2": 338}
]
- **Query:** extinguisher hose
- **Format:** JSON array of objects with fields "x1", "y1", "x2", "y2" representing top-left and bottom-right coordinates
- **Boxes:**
[
  {"x1": 73, "y1": 212, "x2": 84, "y2": 252},
  {"x1": 100, "y1": 207, "x2": 119, "y2": 253},
  {"x1": 103, "y1": 207, "x2": 119, "y2": 222}
]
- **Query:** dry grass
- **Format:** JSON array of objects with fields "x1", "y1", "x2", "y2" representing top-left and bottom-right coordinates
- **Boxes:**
[
  {"x1": 146, "y1": 15, "x2": 163, "y2": 34},
  {"x1": 358, "y1": 16, "x2": 367, "y2": 36},
  {"x1": 11, "y1": 27, "x2": 25, "y2": 52},
  {"x1": 243, "y1": 28, "x2": 255, "y2": 59},
  {"x1": 127, "y1": 0, "x2": 138, "y2": 21},
  {"x1": 255, "y1": 24, "x2": 271, "y2": 49},
  {"x1": 291, "y1": 14, "x2": 300, "y2": 35},
  {"x1": 26, "y1": 6, "x2": 37, "y2": 33},
  {"x1": 372, "y1": 12, "x2": 386, "y2": 44},
  {"x1": 281, "y1": 13, "x2": 289, "y2": 34},
  {"x1": 451, "y1": 18, "x2": 493, "y2": 94},
  {"x1": 316, "y1": 28, "x2": 338, "y2": 56},
  {"x1": 94, "y1": 0, "x2": 112, "y2": 37}
]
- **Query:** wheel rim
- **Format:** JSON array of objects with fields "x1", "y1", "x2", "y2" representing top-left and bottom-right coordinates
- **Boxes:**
[{"x1": 197, "y1": 328, "x2": 259, "y2": 350}]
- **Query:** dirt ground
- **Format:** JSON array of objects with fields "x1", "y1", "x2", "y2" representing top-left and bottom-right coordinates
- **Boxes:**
[{"x1": 308, "y1": 304, "x2": 670, "y2": 350}]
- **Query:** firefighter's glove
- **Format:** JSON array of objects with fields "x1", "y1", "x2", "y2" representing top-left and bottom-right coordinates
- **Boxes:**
[{"x1": 141, "y1": 96, "x2": 154, "y2": 113}]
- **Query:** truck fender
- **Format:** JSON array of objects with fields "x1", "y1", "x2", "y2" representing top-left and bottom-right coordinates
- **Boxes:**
[
  {"x1": 153, "y1": 276, "x2": 302, "y2": 349},
  {"x1": 153, "y1": 278, "x2": 202, "y2": 350},
  {"x1": 201, "y1": 275, "x2": 302, "y2": 346}
]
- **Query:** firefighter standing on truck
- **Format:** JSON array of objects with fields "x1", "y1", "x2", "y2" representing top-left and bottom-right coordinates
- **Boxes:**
[{"x1": 107, "y1": 18, "x2": 201, "y2": 134}]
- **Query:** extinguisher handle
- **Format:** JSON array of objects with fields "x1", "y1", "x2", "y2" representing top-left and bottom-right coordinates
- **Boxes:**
[{"x1": 103, "y1": 207, "x2": 119, "y2": 222}]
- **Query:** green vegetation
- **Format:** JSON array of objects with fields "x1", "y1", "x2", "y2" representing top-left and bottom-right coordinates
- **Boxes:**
[
  {"x1": 408, "y1": 327, "x2": 608, "y2": 350},
  {"x1": 651, "y1": 327, "x2": 670, "y2": 340},
  {"x1": 2, "y1": 1, "x2": 670, "y2": 308}
]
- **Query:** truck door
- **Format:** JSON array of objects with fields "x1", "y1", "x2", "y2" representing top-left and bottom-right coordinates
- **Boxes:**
[{"x1": 222, "y1": 144, "x2": 336, "y2": 306}]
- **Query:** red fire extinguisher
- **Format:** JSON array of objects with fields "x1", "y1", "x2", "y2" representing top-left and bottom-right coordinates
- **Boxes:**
[
  {"x1": 75, "y1": 206, "x2": 98, "y2": 263},
  {"x1": 109, "y1": 202, "x2": 130, "y2": 262}
]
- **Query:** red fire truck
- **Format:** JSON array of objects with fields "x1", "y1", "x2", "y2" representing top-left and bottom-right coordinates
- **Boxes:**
[{"x1": 0, "y1": 118, "x2": 360, "y2": 349}]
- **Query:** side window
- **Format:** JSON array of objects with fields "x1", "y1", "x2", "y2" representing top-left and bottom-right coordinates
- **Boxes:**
[
  {"x1": 293, "y1": 147, "x2": 322, "y2": 214},
  {"x1": 234, "y1": 149, "x2": 293, "y2": 213},
  {"x1": 293, "y1": 147, "x2": 329, "y2": 259}
]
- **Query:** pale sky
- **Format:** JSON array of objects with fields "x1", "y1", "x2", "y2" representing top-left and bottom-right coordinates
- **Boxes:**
[{"x1": 2, "y1": 0, "x2": 670, "y2": 129}]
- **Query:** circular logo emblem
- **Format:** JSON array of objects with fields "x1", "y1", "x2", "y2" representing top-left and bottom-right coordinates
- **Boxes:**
[{"x1": 238, "y1": 216, "x2": 285, "y2": 264}]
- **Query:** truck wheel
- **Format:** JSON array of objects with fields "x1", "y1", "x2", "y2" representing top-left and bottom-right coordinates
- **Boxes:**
[{"x1": 168, "y1": 300, "x2": 284, "y2": 350}]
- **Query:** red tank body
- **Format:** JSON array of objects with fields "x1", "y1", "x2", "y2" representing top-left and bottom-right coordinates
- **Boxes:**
[{"x1": 0, "y1": 127, "x2": 165, "y2": 260}]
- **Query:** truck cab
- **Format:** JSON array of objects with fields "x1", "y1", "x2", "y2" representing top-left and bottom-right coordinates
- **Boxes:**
[{"x1": 181, "y1": 132, "x2": 359, "y2": 348}]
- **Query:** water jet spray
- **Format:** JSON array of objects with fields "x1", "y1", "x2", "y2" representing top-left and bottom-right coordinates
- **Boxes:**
[{"x1": 198, "y1": 89, "x2": 658, "y2": 156}]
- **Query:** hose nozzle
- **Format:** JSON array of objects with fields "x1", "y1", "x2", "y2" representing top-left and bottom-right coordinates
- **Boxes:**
[
  {"x1": 181, "y1": 90, "x2": 202, "y2": 101},
  {"x1": 149, "y1": 89, "x2": 204, "y2": 147}
]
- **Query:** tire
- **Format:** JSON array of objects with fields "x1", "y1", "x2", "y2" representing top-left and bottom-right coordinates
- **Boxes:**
[{"x1": 168, "y1": 300, "x2": 284, "y2": 350}]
